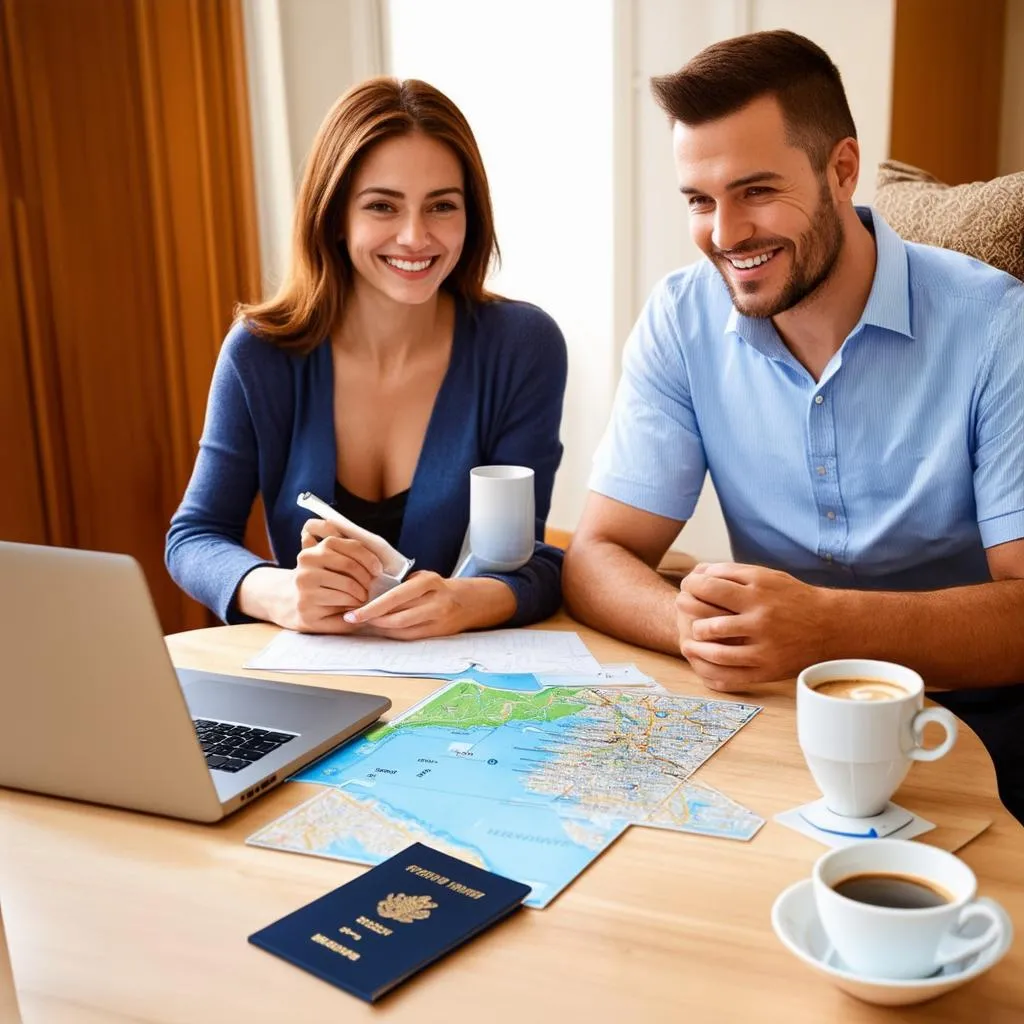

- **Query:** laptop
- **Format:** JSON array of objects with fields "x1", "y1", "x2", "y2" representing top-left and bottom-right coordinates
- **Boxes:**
[{"x1": 0, "y1": 542, "x2": 391, "y2": 822}]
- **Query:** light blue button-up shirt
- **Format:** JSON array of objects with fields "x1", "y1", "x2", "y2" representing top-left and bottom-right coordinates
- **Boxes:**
[{"x1": 591, "y1": 208, "x2": 1024, "y2": 590}]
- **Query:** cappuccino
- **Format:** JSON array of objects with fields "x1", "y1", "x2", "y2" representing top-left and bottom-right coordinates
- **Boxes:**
[{"x1": 813, "y1": 678, "x2": 907, "y2": 701}]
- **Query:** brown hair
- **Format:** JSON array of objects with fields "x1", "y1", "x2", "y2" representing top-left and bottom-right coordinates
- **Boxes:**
[
  {"x1": 650, "y1": 30, "x2": 856, "y2": 172},
  {"x1": 239, "y1": 77, "x2": 500, "y2": 353}
]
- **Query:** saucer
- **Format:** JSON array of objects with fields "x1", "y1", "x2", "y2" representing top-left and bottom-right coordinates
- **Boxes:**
[{"x1": 770, "y1": 879, "x2": 1014, "y2": 1006}]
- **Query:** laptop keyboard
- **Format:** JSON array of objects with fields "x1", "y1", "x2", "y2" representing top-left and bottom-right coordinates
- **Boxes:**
[{"x1": 193, "y1": 718, "x2": 298, "y2": 773}]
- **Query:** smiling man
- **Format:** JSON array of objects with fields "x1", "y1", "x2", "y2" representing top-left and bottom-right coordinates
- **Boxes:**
[{"x1": 562, "y1": 31, "x2": 1024, "y2": 818}]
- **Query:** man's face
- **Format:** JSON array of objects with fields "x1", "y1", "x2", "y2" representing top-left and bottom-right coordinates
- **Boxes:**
[{"x1": 672, "y1": 95, "x2": 844, "y2": 318}]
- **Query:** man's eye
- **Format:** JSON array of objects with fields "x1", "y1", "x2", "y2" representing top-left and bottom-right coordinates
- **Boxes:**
[
  {"x1": 688, "y1": 196, "x2": 713, "y2": 210},
  {"x1": 746, "y1": 187, "x2": 774, "y2": 198}
]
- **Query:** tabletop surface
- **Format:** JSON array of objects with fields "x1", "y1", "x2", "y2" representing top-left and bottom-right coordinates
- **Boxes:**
[{"x1": 1, "y1": 616, "x2": 1022, "y2": 1023}]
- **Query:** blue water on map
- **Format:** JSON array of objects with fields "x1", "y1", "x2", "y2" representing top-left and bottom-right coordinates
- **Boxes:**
[
  {"x1": 384, "y1": 668, "x2": 543, "y2": 691},
  {"x1": 292, "y1": 717, "x2": 628, "y2": 907},
  {"x1": 312, "y1": 781, "x2": 627, "y2": 907},
  {"x1": 298, "y1": 719, "x2": 572, "y2": 806}
]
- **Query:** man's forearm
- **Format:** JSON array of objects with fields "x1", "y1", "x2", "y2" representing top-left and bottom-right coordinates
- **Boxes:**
[
  {"x1": 563, "y1": 539, "x2": 680, "y2": 654},
  {"x1": 823, "y1": 580, "x2": 1024, "y2": 689}
]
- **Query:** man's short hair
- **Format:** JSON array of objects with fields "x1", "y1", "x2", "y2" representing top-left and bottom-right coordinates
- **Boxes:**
[{"x1": 650, "y1": 30, "x2": 857, "y2": 172}]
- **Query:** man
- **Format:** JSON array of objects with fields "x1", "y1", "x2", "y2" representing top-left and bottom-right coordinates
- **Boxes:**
[{"x1": 563, "y1": 31, "x2": 1024, "y2": 819}]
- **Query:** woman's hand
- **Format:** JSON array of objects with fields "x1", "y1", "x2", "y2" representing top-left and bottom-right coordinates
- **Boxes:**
[
  {"x1": 236, "y1": 518, "x2": 382, "y2": 632},
  {"x1": 340, "y1": 573, "x2": 517, "y2": 640}
]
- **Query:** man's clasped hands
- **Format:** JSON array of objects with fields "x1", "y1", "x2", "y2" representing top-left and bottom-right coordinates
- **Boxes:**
[{"x1": 677, "y1": 562, "x2": 836, "y2": 691}]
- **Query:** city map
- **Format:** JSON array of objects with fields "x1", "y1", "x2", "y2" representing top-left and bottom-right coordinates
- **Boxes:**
[{"x1": 247, "y1": 681, "x2": 763, "y2": 908}]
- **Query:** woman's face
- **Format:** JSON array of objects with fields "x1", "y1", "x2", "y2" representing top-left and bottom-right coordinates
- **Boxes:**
[{"x1": 343, "y1": 132, "x2": 467, "y2": 307}]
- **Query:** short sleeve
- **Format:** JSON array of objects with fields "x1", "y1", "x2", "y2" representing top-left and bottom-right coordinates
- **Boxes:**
[
  {"x1": 589, "y1": 278, "x2": 707, "y2": 521},
  {"x1": 974, "y1": 287, "x2": 1024, "y2": 548}
]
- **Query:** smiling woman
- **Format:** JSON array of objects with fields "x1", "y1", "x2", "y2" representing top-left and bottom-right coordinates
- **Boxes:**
[{"x1": 166, "y1": 78, "x2": 568, "y2": 639}]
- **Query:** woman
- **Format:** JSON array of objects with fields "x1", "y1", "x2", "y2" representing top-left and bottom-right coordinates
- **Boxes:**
[{"x1": 166, "y1": 78, "x2": 567, "y2": 638}]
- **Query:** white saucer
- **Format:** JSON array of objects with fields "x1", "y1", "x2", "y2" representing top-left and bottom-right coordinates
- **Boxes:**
[{"x1": 771, "y1": 879, "x2": 1014, "y2": 1007}]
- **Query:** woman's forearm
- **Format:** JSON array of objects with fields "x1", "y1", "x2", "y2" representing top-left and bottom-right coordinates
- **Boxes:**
[
  {"x1": 449, "y1": 576, "x2": 518, "y2": 630},
  {"x1": 235, "y1": 565, "x2": 292, "y2": 624}
]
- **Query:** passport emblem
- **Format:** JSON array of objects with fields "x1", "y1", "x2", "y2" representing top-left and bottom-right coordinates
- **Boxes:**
[{"x1": 376, "y1": 893, "x2": 438, "y2": 924}]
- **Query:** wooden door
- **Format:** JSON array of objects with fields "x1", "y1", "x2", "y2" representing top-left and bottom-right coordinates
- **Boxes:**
[
  {"x1": 890, "y1": 0, "x2": 1007, "y2": 184},
  {"x1": 0, "y1": 14, "x2": 50, "y2": 547},
  {"x1": 0, "y1": 0, "x2": 261, "y2": 633}
]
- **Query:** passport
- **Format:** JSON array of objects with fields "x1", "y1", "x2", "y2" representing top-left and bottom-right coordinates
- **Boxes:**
[{"x1": 248, "y1": 843, "x2": 531, "y2": 1002}]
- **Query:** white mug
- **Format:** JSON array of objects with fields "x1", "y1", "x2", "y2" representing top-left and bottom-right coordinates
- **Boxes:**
[
  {"x1": 797, "y1": 659, "x2": 957, "y2": 818},
  {"x1": 813, "y1": 839, "x2": 1011, "y2": 980},
  {"x1": 467, "y1": 465, "x2": 536, "y2": 573}
]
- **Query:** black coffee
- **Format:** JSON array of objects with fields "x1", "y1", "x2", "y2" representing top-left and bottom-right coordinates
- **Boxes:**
[{"x1": 833, "y1": 872, "x2": 952, "y2": 910}]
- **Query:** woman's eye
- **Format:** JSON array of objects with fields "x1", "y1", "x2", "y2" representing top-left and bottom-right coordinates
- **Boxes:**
[
  {"x1": 431, "y1": 201, "x2": 458, "y2": 213},
  {"x1": 365, "y1": 202, "x2": 395, "y2": 213}
]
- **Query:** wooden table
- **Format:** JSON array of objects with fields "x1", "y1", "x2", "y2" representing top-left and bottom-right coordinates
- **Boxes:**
[
  {"x1": 1, "y1": 617, "x2": 1022, "y2": 1023},
  {"x1": 0, "y1": 907, "x2": 19, "y2": 1024}
]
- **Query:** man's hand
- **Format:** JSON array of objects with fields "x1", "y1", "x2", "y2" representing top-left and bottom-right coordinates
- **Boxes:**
[
  {"x1": 675, "y1": 563, "x2": 729, "y2": 646},
  {"x1": 677, "y1": 562, "x2": 833, "y2": 691}
]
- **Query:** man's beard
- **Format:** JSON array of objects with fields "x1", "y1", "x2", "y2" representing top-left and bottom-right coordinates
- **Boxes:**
[{"x1": 714, "y1": 185, "x2": 844, "y2": 319}]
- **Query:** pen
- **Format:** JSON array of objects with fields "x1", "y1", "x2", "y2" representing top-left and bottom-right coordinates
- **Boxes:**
[{"x1": 296, "y1": 491, "x2": 414, "y2": 581}]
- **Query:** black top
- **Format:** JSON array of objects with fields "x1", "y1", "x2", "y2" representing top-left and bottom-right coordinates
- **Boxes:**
[{"x1": 333, "y1": 479, "x2": 409, "y2": 551}]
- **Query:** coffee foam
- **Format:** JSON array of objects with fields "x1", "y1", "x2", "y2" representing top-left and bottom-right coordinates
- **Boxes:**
[{"x1": 813, "y1": 678, "x2": 908, "y2": 702}]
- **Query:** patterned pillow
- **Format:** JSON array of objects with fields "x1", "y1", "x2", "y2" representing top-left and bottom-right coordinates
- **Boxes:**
[{"x1": 874, "y1": 160, "x2": 1024, "y2": 280}]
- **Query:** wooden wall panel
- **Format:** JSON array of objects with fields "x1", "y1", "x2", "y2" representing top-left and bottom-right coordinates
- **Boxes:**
[
  {"x1": 1, "y1": 0, "x2": 261, "y2": 632},
  {"x1": 890, "y1": 0, "x2": 1007, "y2": 184},
  {"x1": 0, "y1": 17, "x2": 47, "y2": 545},
  {"x1": 5, "y1": 0, "x2": 188, "y2": 630}
]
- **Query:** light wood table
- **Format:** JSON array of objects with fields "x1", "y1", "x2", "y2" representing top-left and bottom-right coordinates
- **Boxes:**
[
  {"x1": 1, "y1": 617, "x2": 1022, "y2": 1023},
  {"x1": 0, "y1": 907, "x2": 21, "y2": 1024}
]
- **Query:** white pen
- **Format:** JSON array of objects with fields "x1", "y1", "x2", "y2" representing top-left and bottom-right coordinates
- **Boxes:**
[{"x1": 296, "y1": 491, "x2": 414, "y2": 581}]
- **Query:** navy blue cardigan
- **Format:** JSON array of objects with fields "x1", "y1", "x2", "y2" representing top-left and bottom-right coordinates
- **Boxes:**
[{"x1": 166, "y1": 299, "x2": 568, "y2": 627}]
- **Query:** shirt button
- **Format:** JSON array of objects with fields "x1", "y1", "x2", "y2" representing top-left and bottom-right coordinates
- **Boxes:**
[
  {"x1": 814, "y1": 395, "x2": 824, "y2": 405},
  {"x1": 817, "y1": 466, "x2": 827, "y2": 476},
  {"x1": 826, "y1": 510, "x2": 836, "y2": 520}
]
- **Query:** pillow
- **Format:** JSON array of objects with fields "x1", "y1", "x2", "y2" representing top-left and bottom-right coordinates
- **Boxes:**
[{"x1": 874, "y1": 160, "x2": 1024, "y2": 280}]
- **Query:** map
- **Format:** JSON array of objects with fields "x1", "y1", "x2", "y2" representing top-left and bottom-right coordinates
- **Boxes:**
[{"x1": 247, "y1": 681, "x2": 763, "y2": 908}]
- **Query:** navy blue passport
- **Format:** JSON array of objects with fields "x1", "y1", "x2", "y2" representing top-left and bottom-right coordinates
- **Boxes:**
[{"x1": 248, "y1": 843, "x2": 531, "y2": 1002}]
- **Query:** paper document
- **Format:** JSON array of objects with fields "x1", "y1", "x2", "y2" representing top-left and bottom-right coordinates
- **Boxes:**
[
  {"x1": 246, "y1": 628, "x2": 603, "y2": 676},
  {"x1": 331, "y1": 663, "x2": 665, "y2": 692},
  {"x1": 536, "y1": 663, "x2": 657, "y2": 688}
]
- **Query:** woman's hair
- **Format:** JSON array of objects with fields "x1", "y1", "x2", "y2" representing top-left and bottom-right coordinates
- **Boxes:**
[{"x1": 239, "y1": 77, "x2": 500, "y2": 353}]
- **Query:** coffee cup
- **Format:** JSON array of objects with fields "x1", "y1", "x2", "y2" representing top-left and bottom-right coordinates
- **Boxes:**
[
  {"x1": 468, "y1": 465, "x2": 536, "y2": 572},
  {"x1": 797, "y1": 659, "x2": 957, "y2": 818},
  {"x1": 813, "y1": 839, "x2": 1011, "y2": 979}
]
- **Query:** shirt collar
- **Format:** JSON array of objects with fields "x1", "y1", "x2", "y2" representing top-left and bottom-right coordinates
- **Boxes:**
[
  {"x1": 857, "y1": 206, "x2": 913, "y2": 339},
  {"x1": 724, "y1": 205, "x2": 914, "y2": 346}
]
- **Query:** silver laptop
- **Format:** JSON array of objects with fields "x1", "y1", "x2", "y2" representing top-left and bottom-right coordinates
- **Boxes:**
[{"x1": 0, "y1": 542, "x2": 390, "y2": 822}]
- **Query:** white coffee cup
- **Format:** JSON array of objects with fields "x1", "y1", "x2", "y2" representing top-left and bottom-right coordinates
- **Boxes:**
[
  {"x1": 467, "y1": 465, "x2": 536, "y2": 573},
  {"x1": 813, "y1": 839, "x2": 1011, "y2": 980},
  {"x1": 797, "y1": 659, "x2": 957, "y2": 818}
]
